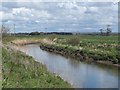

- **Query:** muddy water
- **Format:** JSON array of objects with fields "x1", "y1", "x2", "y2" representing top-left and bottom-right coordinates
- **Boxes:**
[{"x1": 15, "y1": 44, "x2": 119, "y2": 88}]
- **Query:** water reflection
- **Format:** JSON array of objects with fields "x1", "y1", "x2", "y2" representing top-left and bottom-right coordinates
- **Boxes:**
[{"x1": 68, "y1": 58, "x2": 81, "y2": 68}]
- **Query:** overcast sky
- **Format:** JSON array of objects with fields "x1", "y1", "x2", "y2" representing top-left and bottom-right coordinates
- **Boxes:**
[{"x1": 0, "y1": 1, "x2": 118, "y2": 33}]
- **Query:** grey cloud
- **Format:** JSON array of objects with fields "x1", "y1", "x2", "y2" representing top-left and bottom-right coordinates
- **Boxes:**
[{"x1": 1, "y1": 2, "x2": 118, "y2": 33}]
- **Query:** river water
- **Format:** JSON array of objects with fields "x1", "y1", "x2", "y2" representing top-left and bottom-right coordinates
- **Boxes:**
[{"x1": 15, "y1": 44, "x2": 119, "y2": 88}]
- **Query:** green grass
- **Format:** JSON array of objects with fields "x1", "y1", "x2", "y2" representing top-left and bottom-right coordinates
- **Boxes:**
[
  {"x1": 44, "y1": 35, "x2": 119, "y2": 64},
  {"x1": 54, "y1": 35, "x2": 118, "y2": 44},
  {"x1": 2, "y1": 47, "x2": 71, "y2": 88}
]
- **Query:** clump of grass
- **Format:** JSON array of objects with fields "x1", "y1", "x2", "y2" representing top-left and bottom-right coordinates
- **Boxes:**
[
  {"x1": 2, "y1": 36, "x2": 15, "y2": 44},
  {"x1": 67, "y1": 36, "x2": 80, "y2": 46}
]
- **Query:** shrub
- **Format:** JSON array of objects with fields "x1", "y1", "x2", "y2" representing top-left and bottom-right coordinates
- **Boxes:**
[{"x1": 67, "y1": 36, "x2": 80, "y2": 46}]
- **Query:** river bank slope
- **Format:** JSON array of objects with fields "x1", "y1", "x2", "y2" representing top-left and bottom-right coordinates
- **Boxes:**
[{"x1": 2, "y1": 36, "x2": 71, "y2": 88}]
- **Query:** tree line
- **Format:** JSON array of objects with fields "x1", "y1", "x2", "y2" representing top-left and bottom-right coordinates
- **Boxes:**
[{"x1": 1, "y1": 24, "x2": 114, "y2": 36}]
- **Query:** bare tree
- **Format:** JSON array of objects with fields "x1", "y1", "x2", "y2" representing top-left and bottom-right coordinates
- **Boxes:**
[
  {"x1": 1, "y1": 24, "x2": 10, "y2": 36},
  {"x1": 99, "y1": 29, "x2": 103, "y2": 35},
  {"x1": 99, "y1": 25, "x2": 112, "y2": 36},
  {"x1": 106, "y1": 25, "x2": 112, "y2": 36}
]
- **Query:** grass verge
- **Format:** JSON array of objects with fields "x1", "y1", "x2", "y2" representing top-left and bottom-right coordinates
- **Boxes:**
[{"x1": 2, "y1": 46, "x2": 71, "y2": 88}]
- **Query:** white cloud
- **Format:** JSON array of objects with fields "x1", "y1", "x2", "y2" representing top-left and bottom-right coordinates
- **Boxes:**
[
  {"x1": 97, "y1": 17, "x2": 113, "y2": 25},
  {"x1": 58, "y1": 1, "x2": 87, "y2": 14},
  {"x1": 58, "y1": 1, "x2": 80, "y2": 9},
  {"x1": 35, "y1": 20, "x2": 40, "y2": 23},
  {"x1": 0, "y1": 11, "x2": 4, "y2": 20},
  {"x1": 12, "y1": 7, "x2": 51, "y2": 19},
  {"x1": 0, "y1": 11, "x2": 14, "y2": 21},
  {"x1": 1, "y1": 6, "x2": 52, "y2": 22},
  {"x1": 84, "y1": 27, "x2": 93, "y2": 30},
  {"x1": 89, "y1": 7, "x2": 98, "y2": 12},
  {"x1": 12, "y1": 7, "x2": 32, "y2": 16},
  {"x1": 35, "y1": 10, "x2": 51, "y2": 18}
]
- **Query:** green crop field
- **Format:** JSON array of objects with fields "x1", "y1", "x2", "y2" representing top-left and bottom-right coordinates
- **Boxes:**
[{"x1": 44, "y1": 35, "x2": 119, "y2": 64}]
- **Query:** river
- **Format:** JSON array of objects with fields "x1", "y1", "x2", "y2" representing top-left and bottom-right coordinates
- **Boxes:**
[{"x1": 15, "y1": 44, "x2": 119, "y2": 88}]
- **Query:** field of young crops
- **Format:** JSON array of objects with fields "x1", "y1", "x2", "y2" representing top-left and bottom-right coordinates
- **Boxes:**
[{"x1": 45, "y1": 35, "x2": 119, "y2": 64}]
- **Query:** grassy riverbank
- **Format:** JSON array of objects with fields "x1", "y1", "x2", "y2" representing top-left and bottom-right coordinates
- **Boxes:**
[
  {"x1": 2, "y1": 36, "x2": 71, "y2": 88},
  {"x1": 2, "y1": 47, "x2": 71, "y2": 88},
  {"x1": 41, "y1": 43, "x2": 119, "y2": 67},
  {"x1": 41, "y1": 35, "x2": 119, "y2": 66}
]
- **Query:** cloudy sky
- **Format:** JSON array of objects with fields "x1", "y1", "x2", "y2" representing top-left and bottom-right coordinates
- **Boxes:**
[{"x1": 0, "y1": 0, "x2": 118, "y2": 33}]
